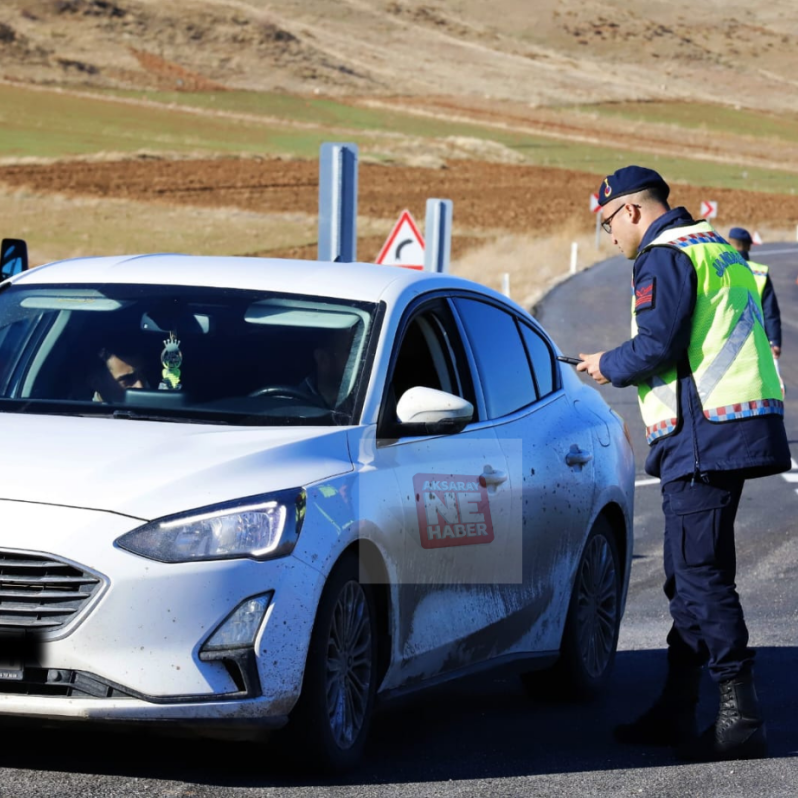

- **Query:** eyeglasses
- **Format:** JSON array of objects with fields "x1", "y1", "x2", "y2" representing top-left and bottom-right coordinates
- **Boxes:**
[{"x1": 601, "y1": 203, "x2": 640, "y2": 234}]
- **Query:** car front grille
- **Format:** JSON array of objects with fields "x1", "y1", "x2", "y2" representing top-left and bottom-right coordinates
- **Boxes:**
[{"x1": 0, "y1": 549, "x2": 105, "y2": 634}]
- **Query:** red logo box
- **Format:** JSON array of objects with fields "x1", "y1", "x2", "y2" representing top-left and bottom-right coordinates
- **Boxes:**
[{"x1": 413, "y1": 473, "x2": 495, "y2": 549}]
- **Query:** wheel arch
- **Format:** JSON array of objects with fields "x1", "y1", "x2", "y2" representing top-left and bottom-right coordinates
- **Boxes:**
[
  {"x1": 338, "y1": 539, "x2": 393, "y2": 688},
  {"x1": 596, "y1": 500, "x2": 632, "y2": 616},
  {"x1": 598, "y1": 502, "x2": 627, "y2": 580}
]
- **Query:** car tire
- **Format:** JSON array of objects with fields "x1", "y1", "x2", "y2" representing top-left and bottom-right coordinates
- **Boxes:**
[
  {"x1": 522, "y1": 517, "x2": 621, "y2": 702},
  {"x1": 284, "y1": 553, "x2": 378, "y2": 774}
]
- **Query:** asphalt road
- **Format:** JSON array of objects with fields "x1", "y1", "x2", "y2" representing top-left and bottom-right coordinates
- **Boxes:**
[{"x1": 1, "y1": 245, "x2": 796, "y2": 797}]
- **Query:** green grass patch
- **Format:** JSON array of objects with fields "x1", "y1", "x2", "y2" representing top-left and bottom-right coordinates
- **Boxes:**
[
  {"x1": 2, "y1": 84, "x2": 797, "y2": 195},
  {"x1": 0, "y1": 83, "x2": 374, "y2": 159},
  {"x1": 88, "y1": 87, "x2": 500, "y2": 139},
  {"x1": 490, "y1": 131, "x2": 798, "y2": 192},
  {"x1": 573, "y1": 101, "x2": 798, "y2": 143}
]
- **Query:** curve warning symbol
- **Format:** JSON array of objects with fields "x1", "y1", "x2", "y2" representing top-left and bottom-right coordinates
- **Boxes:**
[{"x1": 375, "y1": 210, "x2": 425, "y2": 270}]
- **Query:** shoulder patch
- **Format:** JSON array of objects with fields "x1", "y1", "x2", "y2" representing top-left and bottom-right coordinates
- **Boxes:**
[{"x1": 634, "y1": 279, "x2": 655, "y2": 312}]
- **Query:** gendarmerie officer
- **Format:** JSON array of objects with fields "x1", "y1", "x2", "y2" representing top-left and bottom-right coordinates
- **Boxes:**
[
  {"x1": 578, "y1": 166, "x2": 791, "y2": 762},
  {"x1": 727, "y1": 226, "x2": 783, "y2": 361}
]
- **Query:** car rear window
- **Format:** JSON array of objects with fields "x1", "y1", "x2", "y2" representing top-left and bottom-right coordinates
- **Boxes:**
[
  {"x1": 520, "y1": 323, "x2": 556, "y2": 398},
  {"x1": 454, "y1": 298, "x2": 536, "y2": 419}
]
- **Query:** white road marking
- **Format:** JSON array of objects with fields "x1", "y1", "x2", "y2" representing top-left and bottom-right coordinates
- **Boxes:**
[
  {"x1": 756, "y1": 247, "x2": 798, "y2": 256},
  {"x1": 781, "y1": 459, "x2": 798, "y2": 496},
  {"x1": 637, "y1": 460, "x2": 798, "y2": 492}
]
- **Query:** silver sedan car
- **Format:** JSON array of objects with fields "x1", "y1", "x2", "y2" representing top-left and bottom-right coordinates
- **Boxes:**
[{"x1": 0, "y1": 254, "x2": 634, "y2": 772}]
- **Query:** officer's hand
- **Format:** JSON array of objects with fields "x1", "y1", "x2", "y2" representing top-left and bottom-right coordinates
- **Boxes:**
[
  {"x1": 577, "y1": 352, "x2": 609, "y2": 385},
  {"x1": 771, "y1": 344, "x2": 781, "y2": 359}
]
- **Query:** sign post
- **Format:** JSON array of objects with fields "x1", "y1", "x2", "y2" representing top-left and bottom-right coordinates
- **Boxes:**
[
  {"x1": 424, "y1": 198, "x2": 453, "y2": 274},
  {"x1": 318, "y1": 142, "x2": 358, "y2": 263}
]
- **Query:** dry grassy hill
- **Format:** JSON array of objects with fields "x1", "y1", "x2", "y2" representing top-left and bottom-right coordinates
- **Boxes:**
[
  {"x1": 1, "y1": 0, "x2": 797, "y2": 113},
  {"x1": 2, "y1": 0, "x2": 797, "y2": 300}
]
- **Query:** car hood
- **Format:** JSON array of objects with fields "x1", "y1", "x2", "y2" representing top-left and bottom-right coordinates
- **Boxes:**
[{"x1": 0, "y1": 413, "x2": 353, "y2": 520}]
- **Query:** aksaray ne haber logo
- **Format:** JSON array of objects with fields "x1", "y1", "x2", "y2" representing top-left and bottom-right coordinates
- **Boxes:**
[{"x1": 412, "y1": 473, "x2": 495, "y2": 549}]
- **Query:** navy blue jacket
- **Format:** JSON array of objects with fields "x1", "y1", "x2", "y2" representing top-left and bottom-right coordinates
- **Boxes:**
[
  {"x1": 600, "y1": 207, "x2": 791, "y2": 483},
  {"x1": 743, "y1": 251, "x2": 782, "y2": 348}
]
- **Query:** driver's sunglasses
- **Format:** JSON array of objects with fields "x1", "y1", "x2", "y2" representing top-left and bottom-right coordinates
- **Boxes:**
[
  {"x1": 601, "y1": 203, "x2": 640, "y2": 234},
  {"x1": 117, "y1": 371, "x2": 144, "y2": 389}
]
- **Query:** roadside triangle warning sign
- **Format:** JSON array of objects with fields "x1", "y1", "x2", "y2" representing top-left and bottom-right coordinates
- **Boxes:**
[{"x1": 376, "y1": 210, "x2": 425, "y2": 270}]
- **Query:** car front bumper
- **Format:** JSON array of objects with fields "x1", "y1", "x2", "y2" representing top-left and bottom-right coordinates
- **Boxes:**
[
  {"x1": 0, "y1": 499, "x2": 325, "y2": 727},
  {"x1": 0, "y1": 693, "x2": 289, "y2": 738}
]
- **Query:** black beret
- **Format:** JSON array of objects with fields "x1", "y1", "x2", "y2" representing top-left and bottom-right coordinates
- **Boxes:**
[
  {"x1": 597, "y1": 166, "x2": 670, "y2": 207},
  {"x1": 728, "y1": 227, "x2": 752, "y2": 245}
]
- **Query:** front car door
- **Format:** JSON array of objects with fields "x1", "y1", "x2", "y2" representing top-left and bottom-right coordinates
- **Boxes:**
[{"x1": 367, "y1": 297, "x2": 523, "y2": 691}]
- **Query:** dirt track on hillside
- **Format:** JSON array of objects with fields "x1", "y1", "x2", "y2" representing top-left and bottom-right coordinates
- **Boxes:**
[{"x1": 2, "y1": 158, "x2": 798, "y2": 258}]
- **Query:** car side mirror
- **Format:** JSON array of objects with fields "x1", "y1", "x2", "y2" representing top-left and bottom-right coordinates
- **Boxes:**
[
  {"x1": 395, "y1": 386, "x2": 473, "y2": 436},
  {"x1": 1, "y1": 238, "x2": 28, "y2": 281}
]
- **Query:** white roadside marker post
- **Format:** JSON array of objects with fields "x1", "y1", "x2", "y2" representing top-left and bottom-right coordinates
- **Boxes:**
[
  {"x1": 570, "y1": 242, "x2": 578, "y2": 275},
  {"x1": 424, "y1": 198, "x2": 453, "y2": 273},
  {"x1": 318, "y1": 142, "x2": 358, "y2": 263}
]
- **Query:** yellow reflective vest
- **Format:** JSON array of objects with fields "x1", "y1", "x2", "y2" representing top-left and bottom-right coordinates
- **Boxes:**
[
  {"x1": 748, "y1": 260, "x2": 769, "y2": 298},
  {"x1": 632, "y1": 222, "x2": 783, "y2": 445}
]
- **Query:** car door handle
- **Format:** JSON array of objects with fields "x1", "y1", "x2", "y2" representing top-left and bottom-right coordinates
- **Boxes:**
[
  {"x1": 565, "y1": 445, "x2": 593, "y2": 467},
  {"x1": 479, "y1": 466, "x2": 508, "y2": 487}
]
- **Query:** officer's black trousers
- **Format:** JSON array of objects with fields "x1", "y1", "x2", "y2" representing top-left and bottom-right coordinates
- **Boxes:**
[{"x1": 661, "y1": 472, "x2": 754, "y2": 683}]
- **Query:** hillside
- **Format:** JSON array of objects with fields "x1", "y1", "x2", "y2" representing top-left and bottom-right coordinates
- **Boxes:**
[
  {"x1": 0, "y1": 0, "x2": 797, "y2": 113},
  {"x1": 1, "y1": 0, "x2": 797, "y2": 301}
]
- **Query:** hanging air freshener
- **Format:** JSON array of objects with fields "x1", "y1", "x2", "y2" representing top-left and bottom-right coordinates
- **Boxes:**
[{"x1": 159, "y1": 332, "x2": 183, "y2": 391}]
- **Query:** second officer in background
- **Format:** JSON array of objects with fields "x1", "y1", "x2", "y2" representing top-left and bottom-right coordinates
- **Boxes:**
[{"x1": 727, "y1": 226, "x2": 782, "y2": 360}]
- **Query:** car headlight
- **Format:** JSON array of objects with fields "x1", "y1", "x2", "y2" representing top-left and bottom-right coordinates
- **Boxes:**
[{"x1": 116, "y1": 488, "x2": 306, "y2": 563}]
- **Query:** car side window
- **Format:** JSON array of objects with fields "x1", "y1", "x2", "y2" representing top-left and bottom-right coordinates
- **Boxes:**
[
  {"x1": 453, "y1": 298, "x2": 536, "y2": 419},
  {"x1": 385, "y1": 302, "x2": 475, "y2": 421},
  {"x1": 391, "y1": 316, "x2": 446, "y2": 398},
  {"x1": 520, "y1": 323, "x2": 556, "y2": 398}
]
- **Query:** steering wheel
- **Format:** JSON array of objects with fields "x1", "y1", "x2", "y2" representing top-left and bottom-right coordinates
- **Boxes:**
[{"x1": 247, "y1": 384, "x2": 324, "y2": 404}]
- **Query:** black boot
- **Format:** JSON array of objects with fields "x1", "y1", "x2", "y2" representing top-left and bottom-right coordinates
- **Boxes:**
[
  {"x1": 614, "y1": 666, "x2": 701, "y2": 746},
  {"x1": 678, "y1": 674, "x2": 767, "y2": 761}
]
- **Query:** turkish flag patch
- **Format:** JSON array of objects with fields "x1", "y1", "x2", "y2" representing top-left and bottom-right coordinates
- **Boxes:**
[{"x1": 634, "y1": 279, "x2": 655, "y2": 312}]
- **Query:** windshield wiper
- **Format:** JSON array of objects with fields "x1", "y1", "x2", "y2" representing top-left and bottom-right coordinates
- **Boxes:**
[{"x1": 109, "y1": 409, "x2": 223, "y2": 424}]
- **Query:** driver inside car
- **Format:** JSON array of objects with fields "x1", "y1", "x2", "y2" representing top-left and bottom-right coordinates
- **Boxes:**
[
  {"x1": 91, "y1": 340, "x2": 150, "y2": 403},
  {"x1": 298, "y1": 325, "x2": 356, "y2": 409}
]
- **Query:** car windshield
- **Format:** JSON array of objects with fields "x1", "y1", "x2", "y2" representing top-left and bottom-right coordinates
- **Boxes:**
[{"x1": 0, "y1": 283, "x2": 378, "y2": 426}]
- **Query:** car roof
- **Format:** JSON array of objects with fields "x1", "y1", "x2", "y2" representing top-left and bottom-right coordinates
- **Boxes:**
[{"x1": 11, "y1": 254, "x2": 529, "y2": 314}]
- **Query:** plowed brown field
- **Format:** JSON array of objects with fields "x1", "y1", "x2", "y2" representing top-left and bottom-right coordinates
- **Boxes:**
[{"x1": 2, "y1": 158, "x2": 797, "y2": 259}]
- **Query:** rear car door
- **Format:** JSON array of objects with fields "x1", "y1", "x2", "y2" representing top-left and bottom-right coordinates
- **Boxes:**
[{"x1": 452, "y1": 297, "x2": 596, "y2": 654}]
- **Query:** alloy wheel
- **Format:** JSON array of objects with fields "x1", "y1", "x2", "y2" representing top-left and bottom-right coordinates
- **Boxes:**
[
  {"x1": 325, "y1": 580, "x2": 373, "y2": 749},
  {"x1": 575, "y1": 534, "x2": 619, "y2": 679}
]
